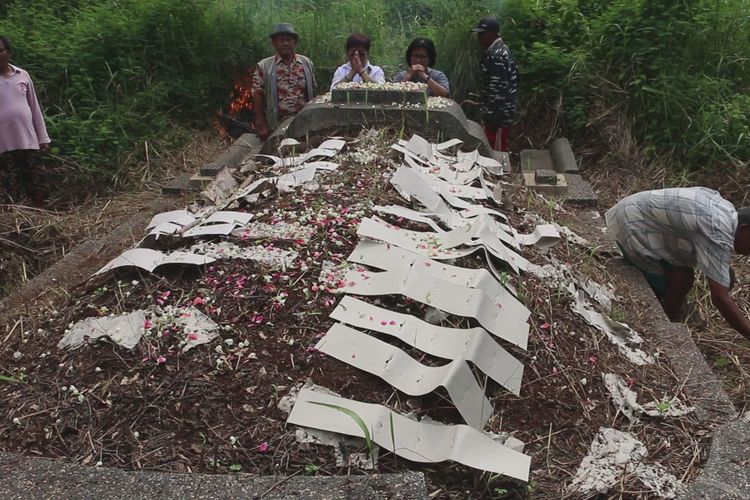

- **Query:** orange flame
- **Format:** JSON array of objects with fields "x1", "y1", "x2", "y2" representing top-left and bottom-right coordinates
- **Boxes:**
[{"x1": 229, "y1": 68, "x2": 255, "y2": 118}]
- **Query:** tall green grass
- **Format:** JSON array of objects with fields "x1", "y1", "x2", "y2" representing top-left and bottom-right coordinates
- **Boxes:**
[{"x1": 1, "y1": 0, "x2": 748, "y2": 190}]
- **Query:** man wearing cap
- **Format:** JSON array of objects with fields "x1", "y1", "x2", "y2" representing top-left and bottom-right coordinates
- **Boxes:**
[
  {"x1": 471, "y1": 17, "x2": 518, "y2": 152},
  {"x1": 251, "y1": 23, "x2": 316, "y2": 139}
]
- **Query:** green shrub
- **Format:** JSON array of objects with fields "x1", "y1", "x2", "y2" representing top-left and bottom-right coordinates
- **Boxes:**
[{"x1": 1, "y1": 0, "x2": 748, "y2": 189}]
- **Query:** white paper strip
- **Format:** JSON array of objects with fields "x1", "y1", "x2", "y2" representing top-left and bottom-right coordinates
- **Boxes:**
[
  {"x1": 436, "y1": 138, "x2": 462, "y2": 151},
  {"x1": 318, "y1": 139, "x2": 346, "y2": 152},
  {"x1": 358, "y1": 216, "x2": 530, "y2": 274},
  {"x1": 405, "y1": 134, "x2": 433, "y2": 161},
  {"x1": 287, "y1": 388, "x2": 531, "y2": 480},
  {"x1": 148, "y1": 221, "x2": 183, "y2": 237},
  {"x1": 514, "y1": 224, "x2": 560, "y2": 250},
  {"x1": 147, "y1": 210, "x2": 196, "y2": 229},
  {"x1": 342, "y1": 269, "x2": 528, "y2": 349},
  {"x1": 181, "y1": 222, "x2": 236, "y2": 237},
  {"x1": 95, "y1": 248, "x2": 215, "y2": 275},
  {"x1": 330, "y1": 296, "x2": 524, "y2": 394},
  {"x1": 390, "y1": 168, "x2": 511, "y2": 239},
  {"x1": 347, "y1": 241, "x2": 528, "y2": 322},
  {"x1": 317, "y1": 323, "x2": 493, "y2": 428},
  {"x1": 204, "y1": 211, "x2": 253, "y2": 226},
  {"x1": 276, "y1": 165, "x2": 317, "y2": 191},
  {"x1": 373, "y1": 205, "x2": 446, "y2": 233},
  {"x1": 278, "y1": 138, "x2": 301, "y2": 148},
  {"x1": 252, "y1": 153, "x2": 306, "y2": 169}
]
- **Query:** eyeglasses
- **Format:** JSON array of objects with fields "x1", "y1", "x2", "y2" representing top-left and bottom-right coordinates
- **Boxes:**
[{"x1": 348, "y1": 50, "x2": 368, "y2": 56}]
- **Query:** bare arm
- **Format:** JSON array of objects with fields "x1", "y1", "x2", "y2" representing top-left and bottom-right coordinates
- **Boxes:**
[{"x1": 709, "y1": 278, "x2": 750, "y2": 339}]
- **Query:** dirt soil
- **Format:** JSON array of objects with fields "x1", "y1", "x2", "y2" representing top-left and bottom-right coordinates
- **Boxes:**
[{"x1": 0, "y1": 127, "x2": 718, "y2": 498}]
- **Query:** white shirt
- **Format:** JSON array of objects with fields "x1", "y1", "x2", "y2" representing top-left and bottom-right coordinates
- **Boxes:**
[{"x1": 330, "y1": 61, "x2": 386, "y2": 90}]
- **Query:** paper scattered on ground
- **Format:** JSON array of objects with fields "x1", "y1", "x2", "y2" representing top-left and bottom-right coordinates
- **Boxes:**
[
  {"x1": 287, "y1": 388, "x2": 530, "y2": 480},
  {"x1": 347, "y1": 240, "x2": 529, "y2": 323},
  {"x1": 330, "y1": 296, "x2": 524, "y2": 394},
  {"x1": 58, "y1": 310, "x2": 148, "y2": 349},
  {"x1": 188, "y1": 241, "x2": 298, "y2": 269},
  {"x1": 58, "y1": 306, "x2": 219, "y2": 353},
  {"x1": 317, "y1": 322, "x2": 494, "y2": 428},
  {"x1": 568, "y1": 427, "x2": 680, "y2": 498},
  {"x1": 342, "y1": 269, "x2": 529, "y2": 349},
  {"x1": 95, "y1": 248, "x2": 215, "y2": 275},
  {"x1": 571, "y1": 288, "x2": 654, "y2": 365},
  {"x1": 603, "y1": 374, "x2": 695, "y2": 423},
  {"x1": 357, "y1": 216, "x2": 529, "y2": 275},
  {"x1": 278, "y1": 380, "x2": 378, "y2": 469}
]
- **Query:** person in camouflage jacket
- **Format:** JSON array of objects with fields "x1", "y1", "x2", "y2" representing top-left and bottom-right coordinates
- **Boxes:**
[{"x1": 471, "y1": 18, "x2": 518, "y2": 152}]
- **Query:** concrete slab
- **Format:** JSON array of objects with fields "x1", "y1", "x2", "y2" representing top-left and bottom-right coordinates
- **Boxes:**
[
  {"x1": 0, "y1": 451, "x2": 428, "y2": 500},
  {"x1": 332, "y1": 88, "x2": 427, "y2": 105},
  {"x1": 269, "y1": 100, "x2": 492, "y2": 156},
  {"x1": 201, "y1": 133, "x2": 261, "y2": 177},
  {"x1": 519, "y1": 149, "x2": 551, "y2": 173},
  {"x1": 189, "y1": 174, "x2": 214, "y2": 189},
  {"x1": 161, "y1": 172, "x2": 198, "y2": 195},
  {"x1": 549, "y1": 138, "x2": 578, "y2": 173},
  {"x1": 563, "y1": 173, "x2": 598, "y2": 206},
  {"x1": 522, "y1": 172, "x2": 567, "y2": 195},
  {"x1": 535, "y1": 169, "x2": 558, "y2": 184},
  {"x1": 679, "y1": 420, "x2": 750, "y2": 499}
]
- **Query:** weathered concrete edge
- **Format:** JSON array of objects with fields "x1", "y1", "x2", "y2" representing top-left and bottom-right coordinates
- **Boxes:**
[
  {"x1": 0, "y1": 451, "x2": 428, "y2": 500},
  {"x1": 597, "y1": 232, "x2": 747, "y2": 498}
]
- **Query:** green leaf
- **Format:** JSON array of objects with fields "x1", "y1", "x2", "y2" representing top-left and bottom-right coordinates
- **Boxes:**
[
  {"x1": 713, "y1": 356, "x2": 731, "y2": 369},
  {"x1": 310, "y1": 401, "x2": 374, "y2": 459}
]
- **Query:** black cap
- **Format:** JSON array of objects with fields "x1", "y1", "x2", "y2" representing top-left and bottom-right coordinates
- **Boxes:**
[
  {"x1": 270, "y1": 23, "x2": 299, "y2": 39},
  {"x1": 470, "y1": 17, "x2": 500, "y2": 34}
]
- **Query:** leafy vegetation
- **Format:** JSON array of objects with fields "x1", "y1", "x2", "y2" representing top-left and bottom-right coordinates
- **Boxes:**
[{"x1": 1, "y1": 0, "x2": 748, "y2": 191}]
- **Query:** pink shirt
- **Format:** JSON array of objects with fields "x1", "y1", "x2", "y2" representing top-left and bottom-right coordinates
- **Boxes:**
[{"x1": 0, "y1": 64, "x2": 50, "y2": 154}]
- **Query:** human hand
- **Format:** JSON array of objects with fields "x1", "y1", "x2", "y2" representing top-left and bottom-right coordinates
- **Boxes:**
[
  {"x1": 411, "y1": 64, "x2": 427, "y2": 80},
  {"x1": 351, "y1": 53, "x2": 364, "y2": 75},
  {"x1": 39, "y1": 143, "x2": 51, "y2": 153}
]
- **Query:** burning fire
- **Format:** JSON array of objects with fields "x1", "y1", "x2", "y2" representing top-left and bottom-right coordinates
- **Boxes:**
[
  {"x1": 215, "y1": 68, "x2": 256, "y2": 141},
  {"x1": 229, "y1": 68, "x2": 255, "y2": 118}
]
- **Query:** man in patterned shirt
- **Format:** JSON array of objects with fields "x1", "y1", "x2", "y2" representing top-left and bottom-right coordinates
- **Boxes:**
[
  {"x1": 251, "y1": 23, "x2": 316, "y2": 139},
  {"x1": 472, "y1": 18, "x2": 518, "y2": 152},
  {"x1": 606, "y1": 187, "x2": 750, "y2": 338}
]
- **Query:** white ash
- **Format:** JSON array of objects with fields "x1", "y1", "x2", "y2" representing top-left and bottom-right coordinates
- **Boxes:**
[
  {"x1": 232, "y1": 222, "x2": 316, "y2": 243},
  {"x1": 603, "y1": 373, "x2": 695, "y2": 422},
  {"x1": 188, "y1": 241, "x2": 298, "y2": 270},
  {"x1": 568, "y1": 427, "x2": 681, "y2": 498},
  {"x1": 59, "y1": 310, "x2": 148, "y2": 350},
  {"x1": 59, "y1": 306, "x2": 220, "y2": 353}
]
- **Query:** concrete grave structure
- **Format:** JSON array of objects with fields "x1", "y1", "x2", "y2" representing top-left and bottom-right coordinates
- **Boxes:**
[{"x1": 520, "y1": 137, "x2": 598, "y2": 205}]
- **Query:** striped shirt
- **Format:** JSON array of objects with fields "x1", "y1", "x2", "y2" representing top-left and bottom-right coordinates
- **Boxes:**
[{"x1": 605, "y1": 187, "x2": 737, "y2": 287}]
